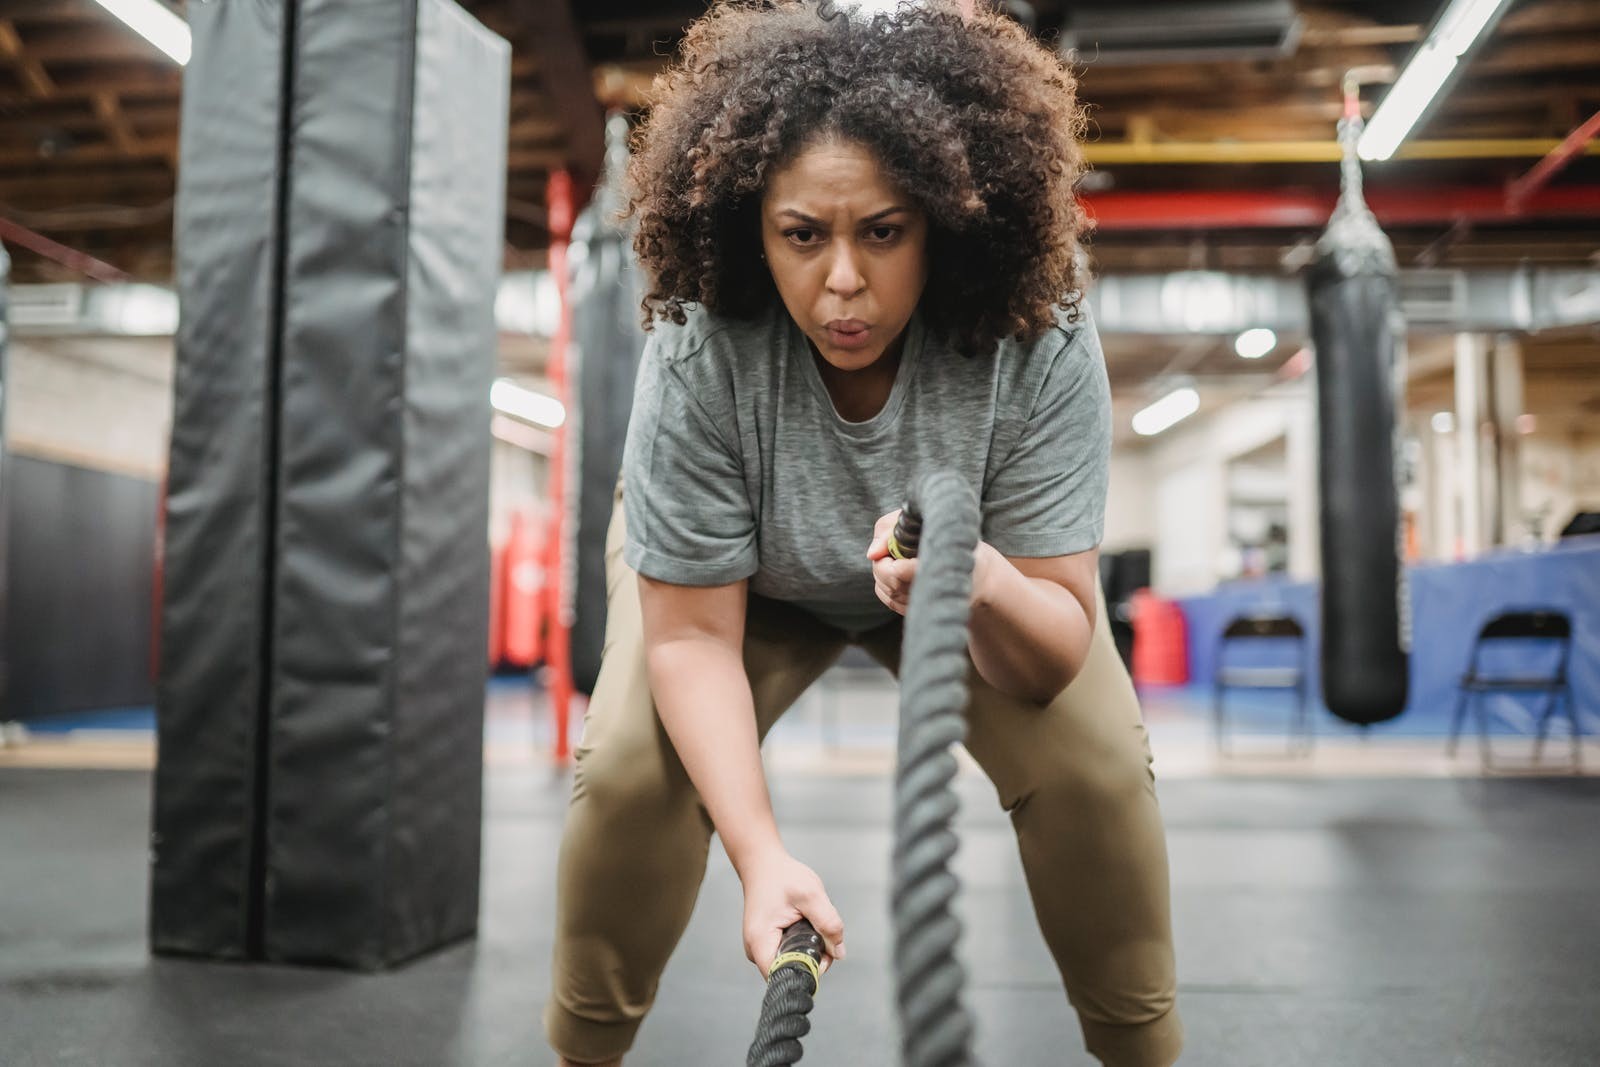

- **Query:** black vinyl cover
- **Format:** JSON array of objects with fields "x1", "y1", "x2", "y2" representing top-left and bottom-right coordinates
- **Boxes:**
[
  {"x1": 0, "y1": 242, "x2": 9, "y2": 715},
  {"x1": 569, "y1": 119, "x2": 646, "y2": 696},
  {"x1": 1306, "y1": 128, "x2": 1409, "y2": 726},
  {"x1": 151, "y1": 0, "x2": 288, "y2": 959},
  {"x1": 267, "y1": 0, "x2": 506, "y2": 968},
  {"x1": 152, "y1": 0, "x2": 507, "y2": 969}
]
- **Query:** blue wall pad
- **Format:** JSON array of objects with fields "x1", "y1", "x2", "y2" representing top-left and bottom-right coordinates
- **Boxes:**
[{"x1": 1177, "y1": 536, "x2": 1600, "y2": 737}]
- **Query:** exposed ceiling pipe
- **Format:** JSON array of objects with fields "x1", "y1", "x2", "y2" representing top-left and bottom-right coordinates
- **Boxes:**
[
  {"x1": 1083, "y1": 185, "x2": 1600, "y2": 230},
  {"x1": 0, "y1": 217, "x2": 129, "y2": 283},
  {"x1": 1081, "y1": 136, "x2": 1600, "y2": 165},
  {"x1": 1505, "y1": 109, "x2": 1600, "y2": 214}
]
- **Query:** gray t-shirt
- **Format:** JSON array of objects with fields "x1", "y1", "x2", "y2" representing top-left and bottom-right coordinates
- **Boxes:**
[{"x1": 621, "y1": 299, "x2": 1111, "y2": 633}]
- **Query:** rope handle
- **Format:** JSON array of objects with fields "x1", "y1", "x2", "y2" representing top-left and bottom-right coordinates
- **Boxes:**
[
  {"x1": 886, "y1": 501, "x2": 922, "y2": 561},
  {"x1": 767, "y1": 919, "x2": 825, "y2": 996}
]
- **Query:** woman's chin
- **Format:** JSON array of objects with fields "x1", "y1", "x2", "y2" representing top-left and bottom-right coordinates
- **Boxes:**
[{"x1": 815, "y1": 341, "x2": 885, "y2": 373}]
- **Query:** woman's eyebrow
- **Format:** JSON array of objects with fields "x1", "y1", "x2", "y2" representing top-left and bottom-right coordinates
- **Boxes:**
[{"x1": 775, "y1": 206, "x2": 910, "y2": 225}]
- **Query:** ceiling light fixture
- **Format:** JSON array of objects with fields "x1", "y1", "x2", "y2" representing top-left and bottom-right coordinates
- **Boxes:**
[
  {"x1": 1132, "y1": 387, "x2": 1200, "y2": 436},
  {"x1": 1357, "y1": 0, "x2": 1512, "y2": 162},
  {"x1": 92, "y1": 0, "x2": 191, "y2": 65},
  {"x1": 1234, "y1": 327, "x2": 1277, "y2": 360},
  {"x1": 491, "y1": 379, "x2": 566, "y2": 430}
]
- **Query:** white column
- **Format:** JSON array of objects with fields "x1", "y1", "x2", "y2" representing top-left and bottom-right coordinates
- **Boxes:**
[
  {"x1": 1453, "y1": 333, "x2": 1487, "y2": 556},
  {"x1": 1285, "y1": 386, "x2": 1320, "y2": 579},
  {"x1": 1490, "y1": 334, "x2": 1525, "y2": 546}
]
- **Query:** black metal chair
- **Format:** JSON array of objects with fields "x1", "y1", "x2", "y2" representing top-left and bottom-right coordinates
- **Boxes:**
[
  {"x1": 1213, "y1": 613, "x2": 1311, "y2": 757},
  {"x1": 1446, "y1": 610, "x2": 1579, "y2": 772}
]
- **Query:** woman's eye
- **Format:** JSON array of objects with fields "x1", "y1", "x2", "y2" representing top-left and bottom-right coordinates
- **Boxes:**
[
  {"x1": 868, "y1": 226, "x2": 899, "y2": 242},
  {"x1": 786, "y1": 228, "x2": 817, "y2": 245}
]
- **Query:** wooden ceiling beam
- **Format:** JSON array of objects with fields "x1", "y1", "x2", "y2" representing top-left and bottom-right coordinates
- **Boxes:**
[
  {"x1": 507, "y1": 0, "x2": 605, "y2": 189},
  {"x1": 25, "y1": 66, "x2": 180, "y2": 99},
  {"x1": 1498, "y1": 0, "x2": 1600, "y2": 37},
  {"x1": 509, "y1": 113, "x2": 565, "y2": 144},
  {"x1": 0, "y1": 0, "x2": 100, "y2": 22},
  {"x1": 1472, "y1": 35, "x2": 1600, "y2": 75},
  {"x1": 507, "y1": 146, "x2": 569, "y2": 171},
  {"x1": 0, "y1": 19, "x2": 55, "y2": 97},
  {"x1": 91, "y1": 90, "x2": 139, "y2": 155},
  {"x1": 22, "y1": 27, "x2": 174, "y2": 64},
  {"x1": 0, "y1": 133, "x2": 176, "y2": 167},
  {"x1": 0, "y1": 170, "x2": 173, "y2": 200}
]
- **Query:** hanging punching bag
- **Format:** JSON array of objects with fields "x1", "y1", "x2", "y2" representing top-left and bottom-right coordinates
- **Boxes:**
[
  {"x1": 1305, "y1": 87, "x2": 1410, "y2": 725},
  {"x1": 568, "y1": 115, "x2": 646, "y2": 696}
]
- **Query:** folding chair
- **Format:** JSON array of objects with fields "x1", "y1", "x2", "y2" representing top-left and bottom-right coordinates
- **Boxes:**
[
  {"x1": 1213, "y1": 613, "x2": 1311, "y2": 757},
  {"x1": 1446, "y1": 610, "x2": 1578, "y2": 772}
]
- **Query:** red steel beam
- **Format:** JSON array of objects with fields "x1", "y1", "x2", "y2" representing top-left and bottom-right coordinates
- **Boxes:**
[{"x1": 1082, "y1": 184, "x2": 1600, "y2": 231}]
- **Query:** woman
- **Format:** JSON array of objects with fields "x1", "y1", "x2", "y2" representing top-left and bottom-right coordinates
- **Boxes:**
[{"x1": 545, "y1": 3, "x2": 1181, "y2": 1065}]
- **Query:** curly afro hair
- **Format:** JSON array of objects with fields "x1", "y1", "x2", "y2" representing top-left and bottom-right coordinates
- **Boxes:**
[{"x1": 624, "y1": 0, "x2": 1091, "y2": 357}]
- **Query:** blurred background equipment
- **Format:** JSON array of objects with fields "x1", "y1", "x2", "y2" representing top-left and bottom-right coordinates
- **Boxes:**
[
  {"x1": 1305, "y1": 79, "x2": 1410, "y2": 725},
  {"x1": 568, "y1": 114, "x2": 647, "y2": 698}
]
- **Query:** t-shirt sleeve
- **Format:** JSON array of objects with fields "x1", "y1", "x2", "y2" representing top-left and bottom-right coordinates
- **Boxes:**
[
  {"x1": 620, "y1": 340, "x2": 758, "y2": 586},
  {"x1": 981, "y1": 324, "x2": 1111, "y2": 558}
]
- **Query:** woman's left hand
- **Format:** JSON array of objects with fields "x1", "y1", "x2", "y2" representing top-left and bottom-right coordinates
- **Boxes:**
[{"x1": 868, "y1": 509, "x2": 999, "y2": 616}]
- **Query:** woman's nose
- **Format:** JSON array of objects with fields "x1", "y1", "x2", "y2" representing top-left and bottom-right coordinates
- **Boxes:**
[{"x1": 825, "y1": 243, "x2": 866, "y2": 297}]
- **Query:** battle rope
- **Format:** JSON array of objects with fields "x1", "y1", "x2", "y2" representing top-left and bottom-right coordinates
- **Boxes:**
[{"x1": 746, "y1": 471, "x2": 979, "y2": 1066}]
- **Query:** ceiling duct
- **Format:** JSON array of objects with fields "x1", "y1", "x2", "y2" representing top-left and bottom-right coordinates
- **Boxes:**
[
  {"x1": 11, "y1": 267, "x2": 1598, "y2": 339},
  {"x1": 1061, "y1": 1, "x2": 1303, "y2": 66}
]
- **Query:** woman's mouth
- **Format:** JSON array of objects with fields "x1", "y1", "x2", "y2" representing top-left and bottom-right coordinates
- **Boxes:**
[{"x1": 825, "y1": 320, "x2": 871, "y2": 351}]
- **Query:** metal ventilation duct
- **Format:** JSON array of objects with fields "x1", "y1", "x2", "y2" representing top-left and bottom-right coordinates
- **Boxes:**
[
  {"x1": 9, "y1": 267, "x2": 1599, "y2": 339},
  {"x1": 1061, "y1": 0, "x2": 1303, "y2": 65}
]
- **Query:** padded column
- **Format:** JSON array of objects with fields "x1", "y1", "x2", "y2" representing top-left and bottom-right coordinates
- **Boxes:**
[
  {"x1": 151, "y1": 0, "x2": 292, "y2": 959},
  {"x1": 152, "y1": 0, "x2": 508, "y2": 968}
]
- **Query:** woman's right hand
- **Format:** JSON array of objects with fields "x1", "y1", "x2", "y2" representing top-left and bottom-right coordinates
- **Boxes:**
[{"x1": 737, "y1": 847, "x2": 846, "y2": 981}]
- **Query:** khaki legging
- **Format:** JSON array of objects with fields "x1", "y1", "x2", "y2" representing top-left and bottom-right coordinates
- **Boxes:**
[{"x1": 545, "y1": 492, "x2": 1182, "y2": 1066}]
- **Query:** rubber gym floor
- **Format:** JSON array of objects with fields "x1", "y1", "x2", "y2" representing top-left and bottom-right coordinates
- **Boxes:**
[{"x1": 3, "y1": 676, "x2": 1598, "y2": 1066}]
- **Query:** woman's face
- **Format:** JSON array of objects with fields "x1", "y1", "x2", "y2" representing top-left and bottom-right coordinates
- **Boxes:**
[{"x1": 760, "y1": 138, "x2": 929, "y2": 374}]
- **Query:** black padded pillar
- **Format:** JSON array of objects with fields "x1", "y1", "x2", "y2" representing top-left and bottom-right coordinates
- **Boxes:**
[{"x1": 152, "y1": 0, "x2": 508, "y2": 969}]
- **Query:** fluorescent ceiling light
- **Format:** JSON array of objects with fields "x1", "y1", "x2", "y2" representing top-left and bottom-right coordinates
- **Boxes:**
[
  {"x1": 93, "y1": 0, "x2": 191, "y2": 65},
  {"x1": 1234, "y1": 327, "x2": 1277, "y2": 360},
  {"x1": 491, "y1": 379, "x2": 565, "y2": 429},
  {"x1": 1132, "y1": 387, "x2": 1200, "y2": 436},
  {"x1": 1358, "y1": 0, "x2": 1511, "y2": 161},
  {"x1": 1431, "y1": 410, "x2": 1456, "y2": 433}
]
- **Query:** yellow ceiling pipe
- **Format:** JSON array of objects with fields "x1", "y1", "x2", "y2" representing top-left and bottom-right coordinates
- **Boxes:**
[{"x1": 1081, "y1": 138, "x2": 1600, "y2": 164}]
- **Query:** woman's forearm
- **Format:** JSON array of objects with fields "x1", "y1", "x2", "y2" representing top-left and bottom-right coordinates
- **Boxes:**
[
  {"x1": 646, "y1": 637, "x2": 785, "y2": 876},
  {"x1": 966, "y1": 545, "x2": 1094, "y2": 703}
]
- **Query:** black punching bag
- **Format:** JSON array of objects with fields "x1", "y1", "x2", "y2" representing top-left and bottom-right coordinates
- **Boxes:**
[
  {"x1": 569, "y1": 115, "x2": 646, "y2": 696},
  {"x1": 1305, "y1": 96, "x2": 1409, "y2": 725}
]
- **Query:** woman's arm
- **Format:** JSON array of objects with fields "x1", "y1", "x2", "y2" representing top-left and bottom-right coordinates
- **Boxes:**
[
  {"x1": 870, "y1": 516, "x2": 1100, "y2": 704},
  {"x1": 966, "y1": 545, "x2": 1099, "y2": 704},
  {"x1": 637, "y1": 574, "x2": 783, "y2": 875},
  {"x1": 638, "y1": 574, "x2": 849, "y2": 974}
]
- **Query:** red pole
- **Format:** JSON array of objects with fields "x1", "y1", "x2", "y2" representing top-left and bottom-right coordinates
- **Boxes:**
[
  {"x1": 545, "y1": 170, "x2": 577, "y2": 763},
  {"x1": 1506, "y1": 108, "x2": 1600, "y2": 213},
  {"x1": 0, "y1": 217, "x2": 128, "y2": 282}
]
